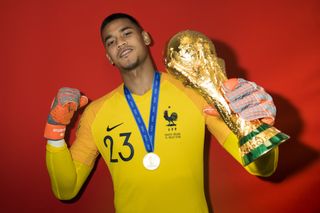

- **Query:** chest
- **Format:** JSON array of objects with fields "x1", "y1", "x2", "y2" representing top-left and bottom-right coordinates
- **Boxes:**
[{"x1": 91, "y1": 85, "x2": 206, "y2": 171}]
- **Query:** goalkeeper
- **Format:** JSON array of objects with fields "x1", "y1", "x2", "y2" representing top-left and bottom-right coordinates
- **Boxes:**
[{"x1": 44, "y1": 13, "x2": 279, "y2": 213}]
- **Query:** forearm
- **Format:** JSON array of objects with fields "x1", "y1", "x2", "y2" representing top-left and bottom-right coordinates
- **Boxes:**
[
  {"x1": 223, "y1": 133, "x2": 278, "y2": 177},
  {"x1": 46, "y1": 141, "x2": 93, "y2": 200}
]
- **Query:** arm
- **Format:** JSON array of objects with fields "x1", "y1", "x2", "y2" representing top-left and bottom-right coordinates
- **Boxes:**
[
  {"x1": 44, "y1": 88, "x2": 98, "y2": 200},
  {"x1": 205, "y1": 78, "x2": 278, "y2": 176},
  {"x1": 223, "y1": 133, "x2": 278, "y2": 177},
  {"x1": 46, "y1": 142, "x2": 93, "y2": 200}
]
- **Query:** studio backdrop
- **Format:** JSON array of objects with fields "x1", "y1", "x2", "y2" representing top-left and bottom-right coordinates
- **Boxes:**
[{"x1": 0, "y1": 0, "x2": 319, "y2": 212}]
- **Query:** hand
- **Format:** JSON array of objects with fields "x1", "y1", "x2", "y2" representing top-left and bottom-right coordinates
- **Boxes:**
[
  {"x1": 203, "y1": 78, "x2": 276, "y2": 125},
  {"x1": 44, "y1": 87, "x2": 88, "y2": 140}
]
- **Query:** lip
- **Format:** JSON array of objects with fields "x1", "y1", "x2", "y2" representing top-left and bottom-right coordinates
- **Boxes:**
[{"x1": 118, "y1": 47, "x2": 133, "y2": 58}]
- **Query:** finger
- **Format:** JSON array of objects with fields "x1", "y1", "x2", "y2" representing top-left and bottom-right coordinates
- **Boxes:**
[
  {"x1": 79, "y1": 96, "x2": 89, "y2": 108},
  {"x1": 223, "y1": 79, "x2": 259, "y2": 102},
  {"x1": 58, "y1": 87, "x2": 81, "y2": 106},
  {"x1": 50, "y1": 97, "x2": 59, "y2": 109},
  {"x1": 203, "y1": 106, "x2": 220, "y2": 117},
  {"x1": 67, "y1": 102, "x2": 77, "y2": 112},
  {"x1": 238, "y1": 100, "x2": 276, "y2": 121},
  {"x1": 50, "y1": 104, "x2": 75, "y2": 125},
  {"x1": 261, "y1": 117, "x2": 275, "y2": 126},
  {"x1": 222, "y1": 78, "x2": 239, "y2": 91},
  {"x1": 229, "y1": 89, "x2": 272, "y2": 113}
]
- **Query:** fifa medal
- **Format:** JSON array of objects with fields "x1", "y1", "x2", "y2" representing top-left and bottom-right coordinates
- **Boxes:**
[
  {"x1": 124, "y1": 72, "x2": 162, "y2": 170},
  {"x1": 143, "y1": 152, "x2": 160, "y2": 170}
]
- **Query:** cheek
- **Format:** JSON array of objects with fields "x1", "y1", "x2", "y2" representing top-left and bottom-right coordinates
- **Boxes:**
[
  {"x1": 133, "y1": 40, "x2": 147, "y2": 52},
  {"x1": 106, "y1": 48, "x2": 116, "y2": 59}
]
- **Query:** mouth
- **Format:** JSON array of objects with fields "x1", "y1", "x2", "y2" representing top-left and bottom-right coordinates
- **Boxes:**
[{"x1": 118, "y1": 47, "x2": 133, "y2": 58}]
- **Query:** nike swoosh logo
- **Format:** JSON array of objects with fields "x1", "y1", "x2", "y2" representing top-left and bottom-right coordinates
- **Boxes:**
[{"x1": 107, "y1": 123, "x2": 124, "y2": 132}]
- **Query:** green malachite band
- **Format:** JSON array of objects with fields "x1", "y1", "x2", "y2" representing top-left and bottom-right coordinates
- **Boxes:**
[
  {"x1": 243, "y1": 132, "x2": 290, "y2": 166},
  {"x1": 239, "y1": 123, "x2": 271, "y2": 146},
  {"x1": 269, "y1": 132, "x2": 290, "y2": 144}
]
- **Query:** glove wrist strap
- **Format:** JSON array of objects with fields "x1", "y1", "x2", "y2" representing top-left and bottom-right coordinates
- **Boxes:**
[{"x1": 44, "y1": 123, "x2": 66, "y2": 140}]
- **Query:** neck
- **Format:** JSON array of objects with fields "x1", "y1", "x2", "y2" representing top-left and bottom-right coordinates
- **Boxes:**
[{"x1": 121, "y1": 66, "x2": 155, "y2": 96}]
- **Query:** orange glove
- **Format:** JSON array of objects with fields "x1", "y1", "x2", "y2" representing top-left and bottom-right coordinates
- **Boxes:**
[
  {"x1": 203, "y1": 78, "x2": 276, "y2": 125},
  {"x1": 44, "y1": 88, "x2": 88, "y2": 140}
]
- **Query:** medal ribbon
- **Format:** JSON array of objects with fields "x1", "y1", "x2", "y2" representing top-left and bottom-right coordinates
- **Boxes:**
[{"x1": 124, "y1": 71, "x2": 161, "y2": 152}]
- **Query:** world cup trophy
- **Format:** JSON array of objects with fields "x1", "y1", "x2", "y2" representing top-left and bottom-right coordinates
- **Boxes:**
[{"x1": 164, "y1": 30, "x2": 289, "y2": 166}]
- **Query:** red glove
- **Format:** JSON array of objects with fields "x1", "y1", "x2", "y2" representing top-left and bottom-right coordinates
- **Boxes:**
[
  {"x1": 44, "y1": 87, "x2": 88, "y2": 140},
  {"x1": 204, "y1": 78, "x2": 276, "y2": 125}
]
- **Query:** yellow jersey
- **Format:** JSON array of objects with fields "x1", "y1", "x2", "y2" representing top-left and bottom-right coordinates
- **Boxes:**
[{"x1": 46, "y1": 71, "x2": 278, "y2": 213}]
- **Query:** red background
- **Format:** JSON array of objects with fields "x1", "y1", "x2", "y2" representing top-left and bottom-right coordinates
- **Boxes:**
[{"x1": 1, "y1": 0, "x2": 319, "y2": 212}]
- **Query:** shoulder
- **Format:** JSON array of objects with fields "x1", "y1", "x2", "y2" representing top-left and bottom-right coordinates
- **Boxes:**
[
  {"x1": 160, "y1": 71, "x2": 208, "y2": 111},
  {"x1": 84, "y1": 84, "x2": 124, "y2": 114}
]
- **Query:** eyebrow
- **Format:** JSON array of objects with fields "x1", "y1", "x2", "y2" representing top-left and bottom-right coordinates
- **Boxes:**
[{"x1": 104, "y1": 26, "x2": 134, "y2": 43}]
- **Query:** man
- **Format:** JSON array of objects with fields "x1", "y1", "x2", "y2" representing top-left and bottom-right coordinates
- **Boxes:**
[{"x1": 45, "y1": 13, "x2": 278, "y2": 213}]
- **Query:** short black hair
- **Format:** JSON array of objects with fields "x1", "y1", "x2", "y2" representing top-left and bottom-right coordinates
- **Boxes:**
[{"x1": 100, "y1": 13, "x2": 142, "y2": 35}]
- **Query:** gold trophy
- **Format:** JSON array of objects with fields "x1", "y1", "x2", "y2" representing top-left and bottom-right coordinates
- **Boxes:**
[{"x1": 164, "y1": 30, "x2": 289, "y2": 166}]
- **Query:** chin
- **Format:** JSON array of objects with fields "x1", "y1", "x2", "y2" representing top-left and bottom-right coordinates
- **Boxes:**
[{"x1": 121, "y1": 61, "x2": 140, "y2": 71}]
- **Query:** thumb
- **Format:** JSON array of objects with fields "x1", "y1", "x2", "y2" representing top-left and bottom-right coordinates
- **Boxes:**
[
  {"x1": 261, "y1": 117, "x2": 275, "y2": 126},
  {"x1": 79, "y1": 96, "x2": 89, "y2": 108},
  {"x1": 222, "y1": 78, "x2": 239, "y2": 91},
  {"x1": 203, "y1": 105, "x2": 220, "y2": 117}
]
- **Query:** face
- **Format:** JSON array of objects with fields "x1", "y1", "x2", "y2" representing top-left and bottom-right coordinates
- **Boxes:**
[{"x1": 101, "y1": 18, "x2": 151, "y2": 71}]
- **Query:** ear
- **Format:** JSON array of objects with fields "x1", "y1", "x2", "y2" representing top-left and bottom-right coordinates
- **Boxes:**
[
  {"x1": 142, "y1": 31, "x2": 151, "y2": 46},
  {"x1": 106, "y1": 53, "x2": 114, "y2": 65}
]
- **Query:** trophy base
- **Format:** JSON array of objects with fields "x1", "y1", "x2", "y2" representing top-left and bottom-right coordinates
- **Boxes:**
[{"x1": 240, "y1": 123, "x2": 290, "y2": 166}]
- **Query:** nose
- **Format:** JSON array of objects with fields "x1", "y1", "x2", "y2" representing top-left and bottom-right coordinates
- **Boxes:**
[{"x1": 117, "y1": 38, "x2": 127, "y2": 49}]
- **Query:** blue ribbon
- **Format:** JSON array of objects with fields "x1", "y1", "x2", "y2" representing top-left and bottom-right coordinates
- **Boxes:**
[{"x1": 124, "y1": 71, "x2": 161, "y2": 152}]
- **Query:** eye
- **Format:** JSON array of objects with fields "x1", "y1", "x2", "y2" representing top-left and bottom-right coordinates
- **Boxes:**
[
  {"x1": 123, "y1": 31, "x2": 132, "y2": 37},
  {"x1": 106, "y1": 39, "x2": 115, "y2": 47}
]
